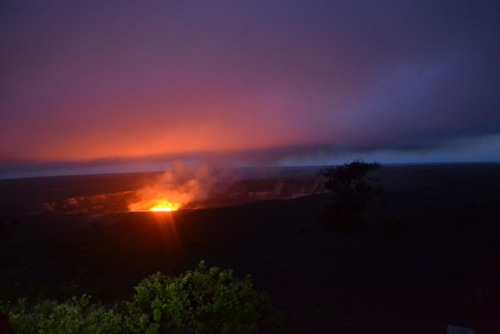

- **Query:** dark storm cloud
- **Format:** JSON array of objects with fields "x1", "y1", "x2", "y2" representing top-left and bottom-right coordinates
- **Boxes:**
[{"x1": 0, "y1": 0, "x2": 499, "y2": 177}]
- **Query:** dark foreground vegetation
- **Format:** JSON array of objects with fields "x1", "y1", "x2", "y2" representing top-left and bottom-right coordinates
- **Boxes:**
[
  {"x1": 0, "y1": 164, "x2": 499, "y2": 333},
  {"x1": 1, "y1": 261, "x2": 282, "y2": 333}
]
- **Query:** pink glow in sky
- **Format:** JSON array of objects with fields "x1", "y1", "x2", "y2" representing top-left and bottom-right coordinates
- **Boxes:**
[{"x1": 1, "y1": 1, "x2": 499, "y2": 177}]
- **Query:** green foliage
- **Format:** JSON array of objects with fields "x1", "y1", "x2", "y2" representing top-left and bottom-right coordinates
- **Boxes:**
[
  {"x1": 124, "y1": 261, "x2": 283, "y2": 334},
  {"x1": 0, "y1": 262, "x2": 283, "y2": 334},
  {"x1": 0, "y1": 295, "x2": 122, "y2": 334}
]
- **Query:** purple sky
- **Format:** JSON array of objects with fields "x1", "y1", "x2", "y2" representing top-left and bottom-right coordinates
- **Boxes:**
[{"x1": 1, "y1": 0, "x2": 499, "y2": 178}]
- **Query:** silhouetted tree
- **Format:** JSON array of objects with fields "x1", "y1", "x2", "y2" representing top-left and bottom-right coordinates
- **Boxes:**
[{"x1": 321, "y1": 161, "x2": 380, "y2": 230}]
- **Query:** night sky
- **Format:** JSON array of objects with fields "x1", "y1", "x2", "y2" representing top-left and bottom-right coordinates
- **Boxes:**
[{"x1": 1, "y1": 1, "x2": 499, "y2": 178}]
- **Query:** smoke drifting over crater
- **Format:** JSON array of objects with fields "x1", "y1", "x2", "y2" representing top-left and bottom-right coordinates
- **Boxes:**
[
  {"x1": 37, "y1": 164, "x2": 325, "y2": 215},
  {"x1": 128, "y1": 162, "x2": 223, "y2": 212}
]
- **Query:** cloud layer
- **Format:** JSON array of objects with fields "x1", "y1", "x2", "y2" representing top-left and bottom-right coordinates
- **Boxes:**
[{"x1": 1, "y1": 0, "x2": 499, "y2": 177}]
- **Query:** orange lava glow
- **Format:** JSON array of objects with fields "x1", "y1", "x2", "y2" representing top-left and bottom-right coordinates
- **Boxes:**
[
  {"x1": 149, "y1": 199, "x2": 181, "y2": 212},
  {"x1": 127, "y1": 162, "x2": 215, "y2": 213},
  {"x1": 129, "y1": 198, "x2": 181, "y2": 212}
]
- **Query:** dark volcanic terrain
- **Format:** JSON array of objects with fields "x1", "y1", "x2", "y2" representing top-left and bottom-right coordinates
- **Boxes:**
[{"x1": 1, "y1": 164, "x2": 499, "y2": 333}]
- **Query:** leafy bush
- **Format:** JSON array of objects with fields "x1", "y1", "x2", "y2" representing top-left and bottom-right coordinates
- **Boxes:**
[
  {"x1": 1, "y1": 262, "x2": 283, "y2": 334},
  {"x1": 0, "y1": 295, "x2": 122, "y2": 334},
  {"x1": 123, "y1": 261, "x2": 283, "y2": 334}
]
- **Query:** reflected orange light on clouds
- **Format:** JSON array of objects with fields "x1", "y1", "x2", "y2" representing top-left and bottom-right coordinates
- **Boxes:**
[{"x1": 8, "y1": 104, "x2": 312, "y2": 163}]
